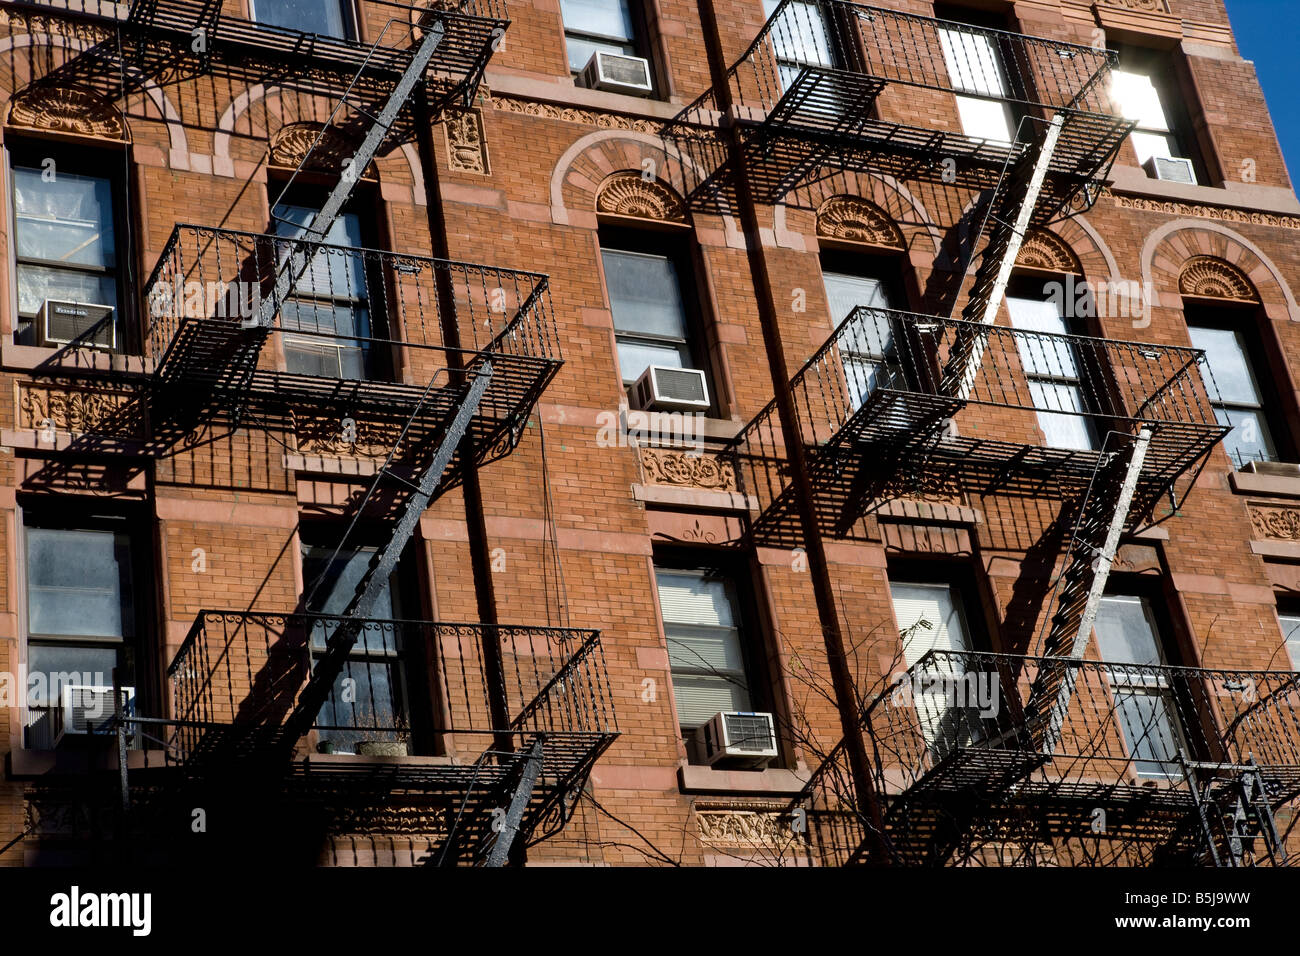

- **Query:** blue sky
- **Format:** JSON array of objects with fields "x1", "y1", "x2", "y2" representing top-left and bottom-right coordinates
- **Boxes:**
[{"x1": 1224, "y1": 0, "x2": 1300, "y2": 185}]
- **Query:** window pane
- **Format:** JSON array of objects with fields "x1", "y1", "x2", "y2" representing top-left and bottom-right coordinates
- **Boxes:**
[
  {"x1": 272, "y1": 204, "x2": 366, "y2": 297},
  {"x1": 27, "y1": 644, "x2": 121, "y2": 706},
  {"x1": 823, "y1": 272, "x2": 892, "y2": 326},
  {"x1": 13, "y1": 167, "x2": 116, "y2": 268},
  {"x1": 953, "y1": 94, "x2": 1015, "y2": 144},
  {"x1": 1094, "y1": 595, "x2": 1163, "y2": 667},
  {"x1": 890, "y1": 582, "x2": 971, "y2": 670},
  {"x1": 615, "y1": 338, "x2": 687, "y2": 384},
  {"x1": 602, "y1": 249, "x2": 690, "y2": 339},
  {"x1": 672, "y1": 673, "x2": 751, "y2": 728},
  {"x1": 252, "y1": 0, "x2": 351, "y2": 39},
  {"x1": 1110, "y1": 70, "x2": 1170, "y2": 131},
  {"x1": 16, "y1": 264, "x2": 118, "y2": 317},
  {"x1": 656, "y1": 570, "x2": 736, "y2": 626},
  {"x1": 665, "y1": 624, "x2": 747, "y2": 674},
  {"x1": 1188, "y1": 326, "x2": 1264, "y2": 406},
  {"x1": 1280, "y1": 612, "x2": 1300, "y2": 670},
  {"x1": 1217, "y1": 406, "x2": 1276, "y2": 466},
  {"x1": 27, "y1": 528, "x2": 133, "y2": 639},
  {"x1": 559, "y1": 0, "x2": 635, "y2": 43},
  {"x1": 764, "y1": 0, "x2": 835, "y2": 69},
  {"x1": 1129, "y1": 130, "x2": 1177, "y2": 166},
  {"x1": 564, "y1": 34, "x2": 636, "y2": 72},
  {"x1": 1028, "y1": 381, "x2": 1093, "y2": 450},
  {"x1": 316, "y1": 657, "x2": 404, "y2": 753},
  {"x1": 284, "y1": 335, "x2": 368, "y2": 380},
  {"x1": 1113, "y1": 688, "x2": 1182, "y2": 777},
  {"x1": 302, "y1": 544, "x2": 396, "y2": 651},
  {"x1": 938, "y1": 28, "x2": 1009, "y2": 97},
  {"x1": 1007, "y1": 295, "x2": 1078, "y2": 378}
]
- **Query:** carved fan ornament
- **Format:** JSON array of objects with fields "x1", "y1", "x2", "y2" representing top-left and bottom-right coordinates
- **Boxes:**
[
  {"x1": 1178, "y1": 256, "x2": 1258, "y2": 301},
  {"x1": 7, "y1": 85, "x2": 126, "y2": 140},
  {"x1": 270, "y1": 122, "x2": 370, "y2": 177},
  {"x1": 595, "y1": 174, "x2": 686, "y2": 222},
  {"x1": 815, "y1": 196, "x2": 903, "y2": 247},
  {"x1": 1015, "y1": 228, "x2": 1081, "y2": 274}
]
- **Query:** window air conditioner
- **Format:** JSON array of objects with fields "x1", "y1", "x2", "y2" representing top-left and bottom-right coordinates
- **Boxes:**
[
  {"x1": 55, "y1": 685, "x2": 135, "y2": 744},
  {"x1": 1142, "y1": 155, "x2": 1196, "y2": 185},
  {"x1": 579, "y1": 50, "x2": 653, "y2": 96},
  {"x1": 631, "y1": 365, "x2": 710, "y2": 412},
  {"x1": 696, "y1": 711, "x2": 779, "y2": 769},
  {"x1": 36, "y1": 299, "x2": 116, "y2": 350}
]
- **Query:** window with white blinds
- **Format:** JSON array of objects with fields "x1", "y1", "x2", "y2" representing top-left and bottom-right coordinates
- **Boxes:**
[
  {"x1": 823, "y1": 272, "x2": 900, "y2": 410},
  {"x1": 656, "y1": 568, "x2": 752, "y2": 729},
  {"x1": 938, "y1": 27, "x2": 1016, "y2": 145},
  {"x1": 890, "y1": 581, "x2": 974, "y2": 749},
  {"x1": 1006, "y1": 294, "x2": 1095, "y2": 451}
]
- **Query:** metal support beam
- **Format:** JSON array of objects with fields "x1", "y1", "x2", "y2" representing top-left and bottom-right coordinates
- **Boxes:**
[{"x1": 484, "y1": 738, "x2": 545, "y2": 868}]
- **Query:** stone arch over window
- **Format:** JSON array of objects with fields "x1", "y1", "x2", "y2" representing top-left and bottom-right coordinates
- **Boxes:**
[
  {"x1": 815, "y1": 195, "x2": 904, "y2": 249},
  {"x1": 1141, "y1": 220, "x2": 1296, "y2": 319},
  {"x1": 1177, "y1": 255, "x2": 1259, "y2": 301},
  {"x1": 595, "y1": 171, "x2": 687, "y2": 224}
]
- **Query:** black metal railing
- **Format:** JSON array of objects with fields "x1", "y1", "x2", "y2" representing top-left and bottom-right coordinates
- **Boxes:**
[{"x1": 166, "y1": 610, "x2": 616, "y2": 762}]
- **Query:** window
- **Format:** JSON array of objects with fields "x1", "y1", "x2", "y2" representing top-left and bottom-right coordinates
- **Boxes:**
[
  {"x1": 272, "y1": 202, "x2": 383, "y2": 381},
  {"x1": 937, "y1": 25, "x2": 1017, "y2": 145},
  {"x1": 250, "y1": 0, "x2": 355, "y2": 40},
  {"x1": 1187, "y1": 321, "x2": 1276, "y2": 467},
  {"x1": 301, "y1": 533, "x2": 412, "y2": 755},
  {"x1": 822, "y1": 266, "x2": 903, "y2": 409},
  {"x1": 1110, "y1": 46, "x2": 1201, "y2": 182},
  {"x1": 763, "y1": 0, "x2": 838, "y2": 91},
  {"x1": 23, "y1": 520, "x2": 139, "y2": 749},
  {"x1": 1278, "y1": 608, "x2": 1300, "y2": 670},
  {"x1": 1094, "y1": 594, "x2": 1185, "y2": 778},
  {"x1": 655, "y1": 566, "x2": 758, "y2": 734},
  {"x1": 1006, "y1": 292, "x2": 1096, "y2": 451},
  {"x1": 560, "y1": 0, "x2": 645, "y2": 77},
  {"x1": 890, "y1": 580, "x2": 976, "y2": 749},
  {"x1": 10, "y1": 147, "x2": 124, "y2": 343},
  {"x1": 600, "y1": 230, "x2": 705, "y2": 389}
]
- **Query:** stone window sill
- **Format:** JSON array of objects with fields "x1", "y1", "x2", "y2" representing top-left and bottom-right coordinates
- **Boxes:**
[{"x1": 678, "y1": 764, "x2": 809, "y2": 796}]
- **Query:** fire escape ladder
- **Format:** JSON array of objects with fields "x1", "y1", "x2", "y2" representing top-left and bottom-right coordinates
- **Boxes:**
[
  {"x1": 940, "y1": 113, "x2": 1066, "y2": 401},
  {"x1": 280, "y1": 363, "x2": 494, "y2": 746},
  {"x1": 1222, "y1": 758, "x2": 1287, "y2": 867},
  {"x1": 1024, "y1": 427, "x2": 1153, "y2": 754},
  {"x1": 479, "y1": 737, "x2": 546, "y2": 867}
]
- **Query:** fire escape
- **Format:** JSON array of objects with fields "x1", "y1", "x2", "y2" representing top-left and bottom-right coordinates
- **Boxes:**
[
  {"x1": 11, "y1": 0, "x2": 617, "y2": 865},
  {"x1": 663, "y1": 1, "x2": 1284, "y2": 865}
]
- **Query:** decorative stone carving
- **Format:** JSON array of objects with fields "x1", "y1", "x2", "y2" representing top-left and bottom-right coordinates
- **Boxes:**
[
  {"x1": 17, "y1": 382, "x2": 137, "y2": 436},
  {"x1": 488, "y1": 94, "x2": 664, "y2": 134},
  {"x1": 596, "y1": 173, "x2": 686, "y2": 222},
  {"x1": 1109, "y1": 191, "x2": 1300, "y2": 230},
  {"x1": 1099, "y1": 0, "x2": 1169, "y2": 11},
  {"x1": 1178, "y1": 255, "x2": 1258, "y2": 300},
  {"x1": 816, "y1": 196, "x2": 904, "y2": 247},
  {"x1": 293, "y1": 413, "x2": 402, "y2": 460},
  {"x1": 269, "y1": 122, "x2": 367, "y2": 176},
  {"x1": 641, "y1": 448, "x2": 737, "y2": 491},
  {"x1": 7, "y1": 84, "x2": 126, "y2": 140},
  {"x1": 696, "y1": 808, "x2": 794, "y2": 846},
  {"x1": 1016, "y1": 228, "x2": 1081, "y2": 274},
  {"x1": 444, "y1": 108, "x2": 489, "y2": 175},
  {"x1": 1250, "y1": 505, "x2": 1300, "y2": 541}
]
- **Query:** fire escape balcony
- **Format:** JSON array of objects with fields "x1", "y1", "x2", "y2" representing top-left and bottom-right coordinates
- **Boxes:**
[
  {"x1": 791, "y1": 650, "x2": 1300, "y2": 867},
  {"x1": 730, "y1": 307, "x2": 1229, "y2": 547},
  {"x1": 663, "y1": 0, "x2": 1132, "y2": 216},
  {"x1": 26, "y1": 609, "x2": 617, "y2": 863},
  {"x1": 37, "y1": 225, "x2": 560, "y2": 473},
  {"x1": 6, "y1": 0, "x2": 507, "y2": 113}
]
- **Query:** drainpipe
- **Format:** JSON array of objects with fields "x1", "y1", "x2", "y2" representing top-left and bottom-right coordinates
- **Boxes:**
[{"x1": 693, "y1": 0, "x2": 889, "y2": 861}]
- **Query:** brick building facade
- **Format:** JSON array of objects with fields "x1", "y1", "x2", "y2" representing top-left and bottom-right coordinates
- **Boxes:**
[{"x1": 0, "y1": 0, "x2": 1296, "y2": 867}]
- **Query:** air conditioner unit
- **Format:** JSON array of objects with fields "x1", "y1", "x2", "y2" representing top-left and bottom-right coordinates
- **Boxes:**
[
  {"x1": 1143, "y1": 155, "x2": 1196, "y2": 185},
  {"x1": 696, "y1": 711, "x2": 778, "y2": 769},
  {"x1": 36, "y1": 299, "x2": 116, "y2": 350},
  {"x1": 579, "y1": 50, "x2": 653, "y2": 96},
  {"x1": 631, "y1": 365, "x2": 709, "y2": 412},
  {"x1": 55, "y1": 685, "x2": 135, "y2": 743}
]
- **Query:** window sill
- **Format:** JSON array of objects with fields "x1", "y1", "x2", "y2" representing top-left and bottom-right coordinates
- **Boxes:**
[
  {"x1": 678, "y1": 764, "x2": 809, "y2": 796},
  {"x1": 8, "y1": 746, "x2": 155, "y2": 777},
  {"x1": 1108, "y1": 164, "x2": 1300, "y2": 216},
  {"x1": 482, "y1": 70, "x2": 683, "y2": 120},
  {"x1": 632, "y1": 482, "x2": 756, "y2": 512},
  {"x1": 1230, "y1": 463, "x2": 1300, "y2": 499},
  {"x1": 302, "y1": 752, "x2": 464, "y2": 768},
  {"x1": 2, "y1": 341, "x2": 148, "y2": 376}
]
